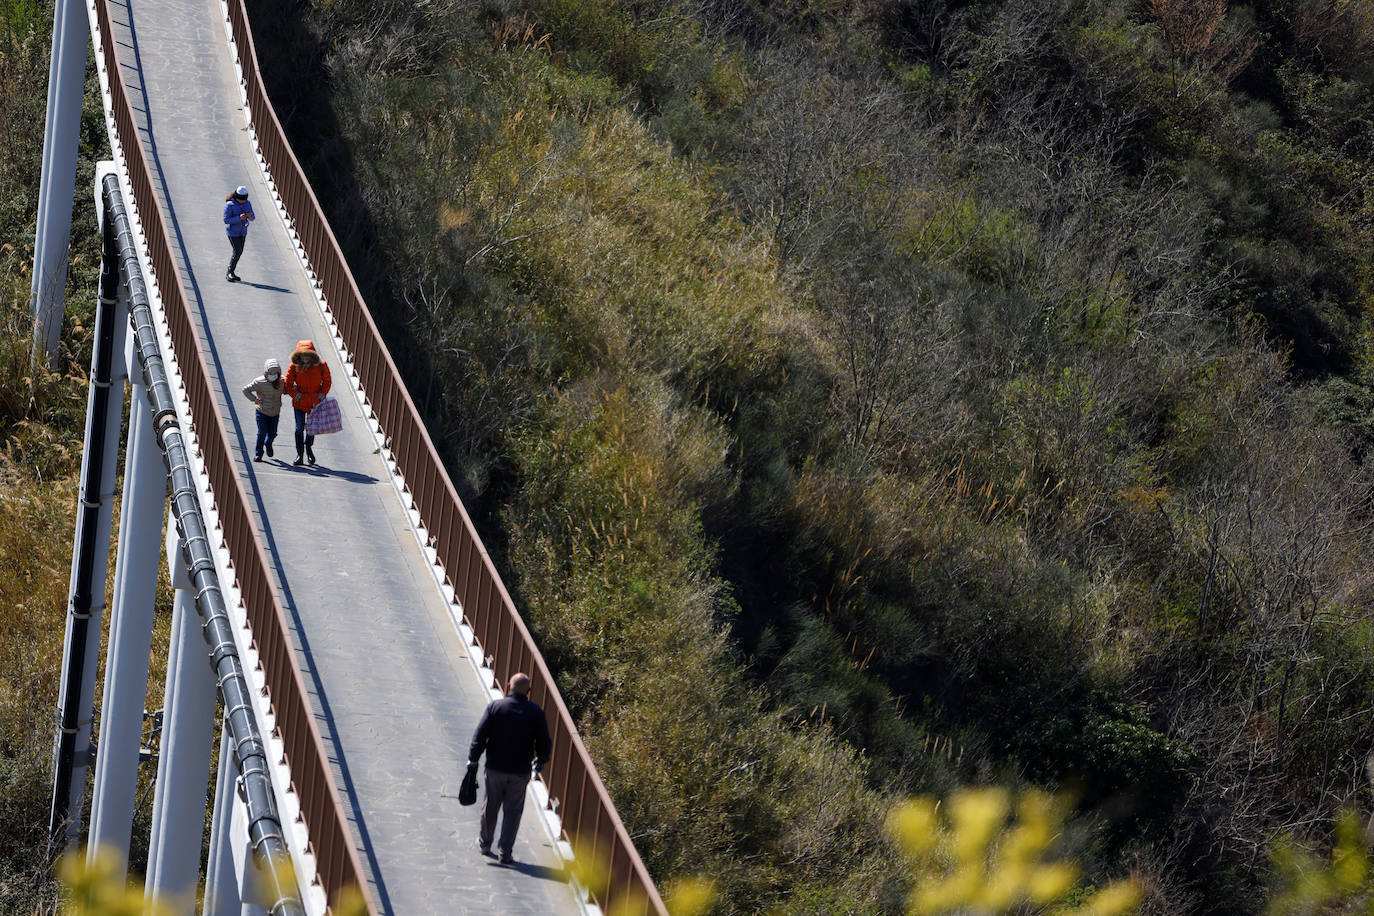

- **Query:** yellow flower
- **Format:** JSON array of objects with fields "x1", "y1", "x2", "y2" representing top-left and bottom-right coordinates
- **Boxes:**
[
  {"x1": 892, "y1": 789, "x2": 1141, "y2": 916},
  {"x1": 666, "y1": 877, "x2": 716, "y2": 916},
  {"x1": 976, "y1": 862, "x2": 1029, "y2": 910},
  {"x1": 912, "y1": 864, "x2": 984, "y2": 915},
  {"x1": 1027, "y1": 862, "x2": 1079, "y2": 905},
  {"x1": 61, "y1": 848, "x2": 170, "y2": 916},
  {"x1": 1330, "y1": 812, "x2": 1369, "y2": 892},
  {"x1": 568, "y1": 841, "x2": 612, "y2": 898},
  {"x1": 948, "y1": 788, "x2": 1010, "y2": 864},
  {"x1": 888, "y1": 798, "x2": 941, "y2": 857},
  {"x1": 1079, "y1": 880, "x2": 1144, "y2": 916}
]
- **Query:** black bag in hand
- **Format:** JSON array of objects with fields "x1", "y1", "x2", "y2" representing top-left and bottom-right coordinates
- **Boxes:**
[{"x1": 459, "y1": 763, "x2": 479, "y2": 806}]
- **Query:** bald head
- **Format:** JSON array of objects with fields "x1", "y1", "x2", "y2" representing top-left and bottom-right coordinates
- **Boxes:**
[{"x1": 508, "y1": 673, "x2": 532, "y2": 696}]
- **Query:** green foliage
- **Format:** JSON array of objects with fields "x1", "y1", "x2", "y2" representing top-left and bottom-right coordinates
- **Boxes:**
[
  {"x1": 500, "y1": 381, "x2": 904, "y2": 911},
  {"x1": 1312, "y1": 377, "x2": 1374, "y2": 459},
  {"x1": 13, "y1": 0, "x2": 1374, "y2": 906},
  {"x1": 0, "y1": 0, "x2": 46, "y2": 272},
  {"x1": 1015, "y1": 691, "x2": 1196, "y2": 815},
  {"x1": 899, "y1": 193, "x2": 1039, "y2": 288},
  {"x1": 254, "y1": 0, "x2": 1374, "y2": 907}
]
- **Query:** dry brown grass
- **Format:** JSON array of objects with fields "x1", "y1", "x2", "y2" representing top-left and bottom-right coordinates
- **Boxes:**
[{"x1": 0, "y1": 468, "x2": 76, "y2": 912}]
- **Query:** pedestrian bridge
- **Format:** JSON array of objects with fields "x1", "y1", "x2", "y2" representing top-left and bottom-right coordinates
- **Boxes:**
[{"x1": 35, "y1": 0, "x2": 666, "y2": 911}]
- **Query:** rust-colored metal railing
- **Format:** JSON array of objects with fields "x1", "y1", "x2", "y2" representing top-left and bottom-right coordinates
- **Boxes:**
[
  {"x1": 227, "y1": 0, "x2": 667, "y2": 911},
  {"x1": 91, "y1": 0, "x2": 373, "y2": 909}
]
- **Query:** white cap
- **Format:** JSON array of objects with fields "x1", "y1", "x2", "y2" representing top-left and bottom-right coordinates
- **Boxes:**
[{"x1": 236, "y1": 185, "x2": 249, "y2": 197}]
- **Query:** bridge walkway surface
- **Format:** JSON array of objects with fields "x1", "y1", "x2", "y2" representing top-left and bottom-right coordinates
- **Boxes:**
[{"x1": 105, "y1": 0, "x2": 585, "y2": 910}]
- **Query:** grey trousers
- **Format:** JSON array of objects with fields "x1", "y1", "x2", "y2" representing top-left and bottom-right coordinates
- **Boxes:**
[{"x1": 479, "y1": 768, "x2": 530, "y2": 855}]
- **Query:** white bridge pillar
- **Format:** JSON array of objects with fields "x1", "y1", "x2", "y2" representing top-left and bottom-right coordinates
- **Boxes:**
[
  {"x1": 31, "y1": 0, "x2": 90, "y2": 362},
  {"x1": 205, "y1": 713, "x2": 276, "y2": 916},
  {"x1": 87, "y1": 330, "x2": 165, "y2": 874},
  {"x1": 145, "y1": 526, "x2": 217, "y2": 909},
  {"x1": 204, "y1": 716, "x2": 239, "y2": 914}
]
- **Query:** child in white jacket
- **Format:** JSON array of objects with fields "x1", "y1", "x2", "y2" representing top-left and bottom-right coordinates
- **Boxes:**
[{"x1": 241, "y1": 358, "x2": 284, "y2": 461}]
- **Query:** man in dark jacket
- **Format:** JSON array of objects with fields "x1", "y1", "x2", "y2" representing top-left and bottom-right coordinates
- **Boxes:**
[{"x1": 468, "y1": 672, "x2": 552, "y2": 864}]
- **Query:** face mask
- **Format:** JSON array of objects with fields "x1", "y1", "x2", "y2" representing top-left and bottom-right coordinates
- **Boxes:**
[{"x1": 267, "y1": 372, "x2": 280, "y2": 382}]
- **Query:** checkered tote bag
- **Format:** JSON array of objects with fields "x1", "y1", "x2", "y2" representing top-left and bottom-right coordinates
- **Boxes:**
[{"x1": 305, "y1": 396, "x2": 342, "y2": 435}]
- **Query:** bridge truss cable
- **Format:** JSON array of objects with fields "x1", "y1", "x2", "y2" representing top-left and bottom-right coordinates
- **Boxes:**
[{"x1": 102, "y1": 172, "x2": 305, "y2": 916}]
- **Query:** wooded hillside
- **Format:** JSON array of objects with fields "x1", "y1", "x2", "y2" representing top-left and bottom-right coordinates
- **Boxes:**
[
  {"x1": 4, "y1": 0, "x2": 1374, "y2": 910},
  {"x1": 251, "y1": 0, "x2": 1374, "y2": 908}
]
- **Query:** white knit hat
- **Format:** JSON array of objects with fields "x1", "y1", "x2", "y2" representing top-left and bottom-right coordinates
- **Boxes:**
[{"x1": 235, "y1": 185, "x2": 249, "y2": 197}]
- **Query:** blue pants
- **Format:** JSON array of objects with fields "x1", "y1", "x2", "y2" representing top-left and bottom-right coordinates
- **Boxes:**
[
  {"x1": 293, "y1": 407, "x2": 315, "y2": 455},
  {"x1": 254, "y1": 411, "x2": 278, "y2": 457},
  {"x1": 228, "y1": 234, "x2": 246, "y2": 273}
]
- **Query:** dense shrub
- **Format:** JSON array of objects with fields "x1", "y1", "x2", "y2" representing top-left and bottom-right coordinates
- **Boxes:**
[{"x1": 245, "y1": 0, "x2": 1374, "y2": 907}]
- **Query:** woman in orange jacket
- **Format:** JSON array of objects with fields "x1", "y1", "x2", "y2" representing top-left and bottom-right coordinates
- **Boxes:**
[{"x1": 283, "y1": 339, "x2": 332, "y2": 466}]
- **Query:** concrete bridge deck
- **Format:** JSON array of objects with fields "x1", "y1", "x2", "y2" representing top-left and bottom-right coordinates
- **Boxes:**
[{"x1": 106, "y1": 0, "x2": 584, "y2": 910}]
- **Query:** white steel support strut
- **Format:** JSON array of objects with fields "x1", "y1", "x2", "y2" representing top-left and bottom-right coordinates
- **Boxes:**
[
  {"x1": 142, "y1": 559, "x2": 182, "y2": 898},
  {"x1": 86, "y1": 332, "x2": 165, "y2": 873},
  {"x1": 204, "y1": 717, "x2": 243, "y2": 915},
  {"x1": 31, "y1": 0, "x2": 89, "y2": 363},
  {"x1": 145, "y1": 526, "x2": 217, "y2": 909}
]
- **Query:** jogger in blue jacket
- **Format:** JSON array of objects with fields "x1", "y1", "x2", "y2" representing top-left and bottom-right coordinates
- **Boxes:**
[{"x1": 223, "y1": 185, "x2": 255, "y2": 282}]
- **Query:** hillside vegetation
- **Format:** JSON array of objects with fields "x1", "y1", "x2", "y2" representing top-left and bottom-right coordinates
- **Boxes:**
[
  {"x1": 1, "y1": 3, "x2": 84, "y2": 909},
  {"x1": 4, "y1": 0, "x2": 1374, "y2": 911},
  {"x1": 251, "y1": 0, "x2": 1374, "y2": 909},
  {"x1": 0, "y1": 3, "x2": 170, "y2": 911}
]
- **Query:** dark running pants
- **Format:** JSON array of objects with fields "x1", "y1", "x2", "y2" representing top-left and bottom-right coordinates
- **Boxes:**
[
  {"x1": 293, "y1": 407, "x2": 315, "y2": 456},
  {"x1": 254, "y1": 411, "x2": 279, "y2": 457},
  {"x1": 479, "y1": 769, "x2": 530, "y2": 855},
  {"x1": 228, "y1": 234, "x2": 246, "y2": 273}
]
